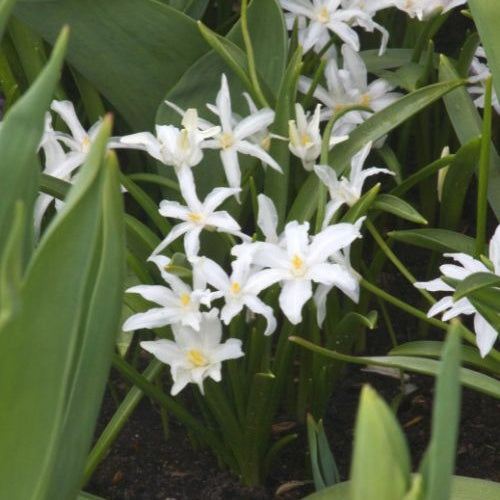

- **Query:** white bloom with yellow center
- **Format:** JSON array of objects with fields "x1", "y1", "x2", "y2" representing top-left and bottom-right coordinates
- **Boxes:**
[
  {"x1": 204, "y1": 75, "x2": 282, "y2": 193},
  {"x1": 415, "y1": 225, "x2": 500, "y2": 358},
  {"x1": 314, "y1": 141, "x2": 394, "y2": 227},
  {"x1": 392, "y1": 0, "x2": 466, "y2": 20},
  {"x1": 298, "y1": 45, "x2": 401, "y2": 138},
  {"x1": 122, "y1": 255, "x2": 219, "y2": 332},
  {"x1": 250, "y1": 219, "x2": 363, "y2": 324},
  {"x1": 140, "y1": 310, "x2": 244, "y2": 395},
  {"x1": 194, "y1": 255, "x2": 278, "y2": 335},
  {"x1": 152, "y1": 186, "x2": 250, "y2": 257}
]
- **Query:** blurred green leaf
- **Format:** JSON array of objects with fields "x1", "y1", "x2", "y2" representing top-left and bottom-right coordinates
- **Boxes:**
[
  {"x1": 424, "y1": 321, "x2": 462, "y2": 500},
  {"x1": 360, "y1": 49, "x2": 412, "y2": 71},
  {"x1": 350, "y1": 385, "x2": 411, "y2": 500},
  {"x1": 342, "y1": 184, "x2": 380, "y2": 223},
  {"x1": 160, "y1": 0, "x2": 209, "y2": 19},
  {"x1": 14, "y1": 0, "x2": 210, "y2": 129},
  {"x1": 388, "y1": 228, "x2": 477, "y2": 254},
  {"x1": 0, "y1": 117, "x2": 124, "y2": 499},
  {"x1": 0, "y1": 0, "x2": 16, "y2": 39},
  {"x1": 372, "y1": 194, "x2": 427, "y2": 225},
  {"x1": 0, "y1": 25, "x2": 67, "y2": 259}
]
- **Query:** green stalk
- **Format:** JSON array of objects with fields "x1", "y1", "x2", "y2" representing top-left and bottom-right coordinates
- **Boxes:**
[
  {"x1": 240, "y1": 0, "x2": 269, "y2": 108},
  {"x1": 365, "y1": 218, "x2": 435, "y2": 304},
  {"x1": 302, "y1": 58, "x2": 326, "y2": 110},
  {"x1": 475, "y1": 76, "x2": 492, "y2": 258}
]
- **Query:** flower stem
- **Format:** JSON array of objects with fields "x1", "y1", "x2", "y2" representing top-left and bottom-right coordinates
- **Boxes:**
[{"x1": 240, "y1": 0, "x2": 269, "y2": 108}]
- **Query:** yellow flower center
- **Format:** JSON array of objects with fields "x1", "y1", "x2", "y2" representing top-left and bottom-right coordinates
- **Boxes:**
[
  {"x1": 317, "y1": 6, "x2": 329, "y2": 23},
  {"x1": 187, "y1": 349, "x2": 208, "y2": 367},
  {"x1": 179, "y1": 129, "x2": 190, "y2": 151},
  {"x1": 231, "y1": 281, "x2": 241, "y2": 294},
  {"x1": 334, "y1": 104, "x2": 344, "y2": 113},
  {"x1": 291, "y1": 254, "x2": 304, "y2": 274},
  {"x1": 360, "y1": 93, "x2": 371, "y2": 106},
  {"x1": 219, "y1": 132, "x2": 234, "y2": 150},
  {"x1": 301, "y1": 134, "x2": 311, "y2": 146},
  {"x1": 188, "y1": 212, "x2": 203, "y2": 223},
  {"x1": 180, "y1": 293, "x2": 190, "y2": 306},
  {"x1": 261, "y1": 135, "x2": 271, "y2": 151},
  {"x1": 82, "y1": 135, "x2": 91, "y2": 151}
]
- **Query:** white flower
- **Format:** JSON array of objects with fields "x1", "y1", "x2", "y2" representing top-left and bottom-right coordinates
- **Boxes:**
[
  {"x1": 194, "y1": 255, "x2": 278, "y2": 335},
  {"x1": 280, "y1": 0, "x2": 388, "y2": 55},
  {"x1": 152, "y1": 186, "x2": 249, "y2": 257},
  {"x1": 392, "y1": 0, "x2": 466, "y2": 20},
  {"x1": 314, "y1": 141, "x2": 394, "y2": 227},
  {"x1": 141, "y1": 310, "x2": 244, "y2": 395},
  {"x1": 298, "y1": 45, "x2": 401, "y2": 138},
  {"x1": 122, "y1": 255, "x2": 219, "y2": 332},
  {"x1": 468, "y1": 45, "x2": 500, "y2": 115},
  {"x1": 415, "y1": 226, "x2": 500, "y2": 357},
  {"x1": 204, "y1": 75, "x2": 282, "y2": 193},
  {"x1": 250, "y1": 219, "x2": 363, "y2": 324},
  {"x1": 120, "y1": 108, "x2": 220, "y2": 171}
]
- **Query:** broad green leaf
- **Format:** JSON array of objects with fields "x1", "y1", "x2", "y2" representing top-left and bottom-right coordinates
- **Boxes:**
[
  {"x1": 0, "y1": 201, "x2": 24, "y2": 329},
  {"x1": 14, "y1": 0, "x2": 210, "y2": 129},
  {"x1": 372, "y1": 194, "x2": 427, "y2": 225},
  {"x1": 453, "y1": 271, "x2": 500, "y2": 301},
  {"x1": 360, "y1": 49, "x2": 412, "y2": 71},
  {"x1": 305, "y1": 476, "x2": 500, "y2": 500},
  {"x1": 425, "y1": 322, "x2": 462, "y2": 500},
  {"x1": 389, "y1": 341, "x2": 500, "y2": 376},
  {"x1": 388, "y1": 228, "x2": 477, "y2": 254},
  {"x1": 440, "y1": 137, "x2": 480, "y2": 230},
  {"x1": 160, "y1": 0, "x2": 209, "y2": 19},
  {"x1": 329, "y1": 79, "x2": 465, "y2": 173},
  {"x1": 350, "y1": 385, "x2": 411, "y2": 500},
  {"x1": 0, "y1": 0, "x2": 16, "y2": 39},
  {"x1": 0, "y1": 26, "x2": 67, "y2": 259},
  {"x1": 0, "y1": 117, "x2": 119, "y2": 499},
  {"x1": 468, "y1": 1, "x2": 500, "y2": 103},
  {"x1": 439, "y1": 55, "x2": 500, "y2": 220}
]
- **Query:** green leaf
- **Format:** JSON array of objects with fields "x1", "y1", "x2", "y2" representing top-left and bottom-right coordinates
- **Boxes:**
[
  {"x1": 14, "y1": 0, "x2": 210, "y2": 129},
  {"x1": 329, "y1": 79, "x2": 466, "y2": 173},
  {"x1": 0, "y1": 201, "x2": 25, "y2": 330},
  {"x1": 360, "y1": 49, "x2": 412, "y2": 71},
  {"x1": 468, "y1": 1, "x2": 500, "y2": 104},
  {"x1": 388, "y1": 228, "x2": 477, "y2": 254},
  {"x1": 350, "y1": 385, "x2": 411, "y2": 500},
  {"x1": 389, "y1": 341, "x2": 500, "y2": 376},
  {"x1": 342, "y1": 184, "x2": 380, "y2": 223},
  {"x1": 372, "y1": 194, "x2": 427, "y2": 225},
  {"x1": 0, "y1": 116, "x2": 123, "y2": 499},
  {"x1": 440, "y1": 137, "x2": 481, "y2": 230},
  {"x1": 0, "y1": 25, "x2": 68, "y2": 259},
  {"x1": 161, "y1": 0, "x2": 209, "y2": 19},
  {"x1": 289, "y1": 337, "x2": 500, "y2": 399},
  {"x1": 439, "y1": 55, "x2": 500, "y2": 220},
  {"x1": 453, "y1": 271, "x2": 500, "y2": 301},
  {"x1": 424, "y1": 321, "x2": 462, "y2": 500},
  {"x1": 0, "y1": 0, "x2": 16, "y2": 40},
  {"x1": 305, "y1": 476, "x2": 500, "y2": 500}
]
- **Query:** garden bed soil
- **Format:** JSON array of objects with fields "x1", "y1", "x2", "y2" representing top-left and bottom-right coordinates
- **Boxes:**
[{"x1": 87, "y1": 343, "x2": 500, "y2": 499}]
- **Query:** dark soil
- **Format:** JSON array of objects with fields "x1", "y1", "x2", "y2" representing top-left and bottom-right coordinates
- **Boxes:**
[{"x1": 86, "y1": 351, "x2": 500, "y2": 500}]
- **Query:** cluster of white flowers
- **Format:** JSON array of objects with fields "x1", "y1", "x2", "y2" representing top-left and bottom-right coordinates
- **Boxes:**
[
  {"x1": 115, "y1": 74, "x2": 385, "y2": 395},
  {"x1": 415, "y1": 226, "x2": 500, "y2": 357}
]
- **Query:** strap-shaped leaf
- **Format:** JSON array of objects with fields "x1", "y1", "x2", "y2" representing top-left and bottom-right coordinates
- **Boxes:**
[
  {"x1": 0, "y1": 116, "x2": 124, "y2": 499},
  {"x1": 372, "y1": 194, "x2": 427, "y2": 225},
  {"x1": 453, "y1": 271, "x2": 500, "y2": 301},
  {"x1": 0, "y1": 26, "x2": 67, "y2": 259}
]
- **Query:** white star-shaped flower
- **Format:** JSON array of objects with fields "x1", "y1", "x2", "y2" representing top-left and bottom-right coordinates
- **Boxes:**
[
  {"x1": 415, "y1": 225, "x2": 500, "y2": 357},
  {"x1": 393, "y1": 0, "x2": 466, "y2": 20},
  {"x1": 122, "y1": 255, "x2": 220, "y2": 332},
  {"x1": 314, "y1": 141, "x2": 394, "y2": 227},
  {"x1": 152, "y1": 186, "x2": 249, "y2": 258},
  {"x1": 204, "y1": 75, "x2": 282, "y2": 193},
  {"x1": 141, "y1": 309, "x2": 244, "y2": 395},
  {"x1": 250, "y1": 219, "x2": 363, "y2": 324},
  {"x1": 194, "y1": 255, "x2": 278, "y2": 335}
]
